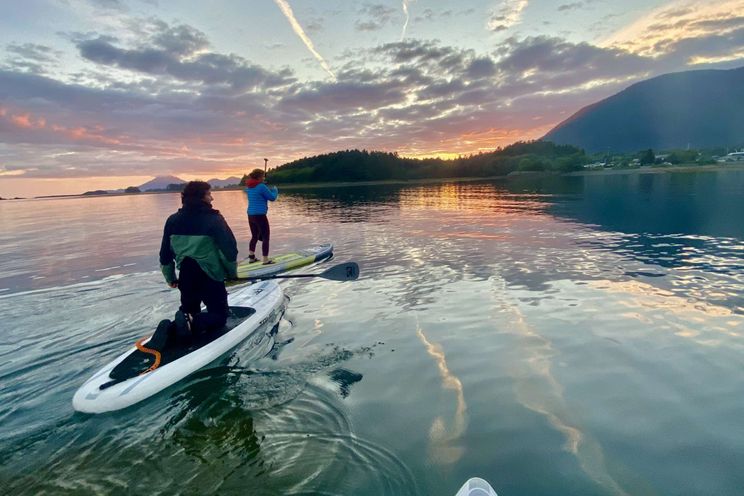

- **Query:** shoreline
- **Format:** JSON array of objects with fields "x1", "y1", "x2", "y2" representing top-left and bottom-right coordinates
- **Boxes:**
[
  {"x1": 262, "y1": 163, "x2": 744, "y2": 189},
  {"x1": 565, "y1": 163, "x2": 744, "y2": 176},
  {"x1": 5, "y1": 163, "x2": 744, "y2": 200}
]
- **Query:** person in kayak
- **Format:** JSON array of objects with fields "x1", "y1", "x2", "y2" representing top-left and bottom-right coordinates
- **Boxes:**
[
  {"x1": 244, "y1": 168, "x2": 278, "y2": 265},
  {"x1": 159, "y1": 181, "x2": 238, "y2": 337}
]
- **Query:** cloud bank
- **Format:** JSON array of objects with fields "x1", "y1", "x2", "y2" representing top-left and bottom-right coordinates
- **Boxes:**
[{"x1": 1, "y1": 4, "x2": 744, "y2": 183}]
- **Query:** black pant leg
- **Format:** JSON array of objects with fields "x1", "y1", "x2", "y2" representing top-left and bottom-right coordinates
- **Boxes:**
[
  {"x1": 178, "y1": 257, "x2": 228, "y2": 333},
  {"x1": 193, "y1": 277, "x2": 228, "y2": 332},
  {"x1": 178, "y1": 257, "x2": 203, "y2": 316}
]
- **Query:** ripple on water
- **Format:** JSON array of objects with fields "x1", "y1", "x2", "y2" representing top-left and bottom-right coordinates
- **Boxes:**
[
  {"x1": 253, "y1": 384, "x2": 421, "y2": 496},
  {"x1": 0, "y1": 281, "x2": 408, "y2": 495}
]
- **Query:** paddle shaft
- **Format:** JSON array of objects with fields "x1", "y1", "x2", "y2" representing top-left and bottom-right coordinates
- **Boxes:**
[{"x1": 260, "y1": 273, "x2": 318, "y2": 279}]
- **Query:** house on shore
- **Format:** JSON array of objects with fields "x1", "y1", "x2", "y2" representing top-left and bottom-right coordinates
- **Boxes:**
[{"x1": 716, "y1": 151, "x2": 744, "y2": 163}]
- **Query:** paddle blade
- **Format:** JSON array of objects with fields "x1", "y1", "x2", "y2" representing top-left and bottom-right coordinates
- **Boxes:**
[{"x1": 322, "y1": 262, "x2": 359, "y2": 281}]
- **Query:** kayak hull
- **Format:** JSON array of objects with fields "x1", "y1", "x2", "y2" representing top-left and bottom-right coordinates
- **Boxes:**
[{"x1": 72, "y1": 280, "x2": 285, "y2": 414}]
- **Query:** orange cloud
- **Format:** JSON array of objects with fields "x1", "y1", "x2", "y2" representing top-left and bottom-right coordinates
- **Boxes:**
[
  {"x1": 10, "y1": 113, "x2": 46, "y2": 129},
  {"x1": 4, "y1": 108, "x2": 125, "y2": 146},
  {"x1": 601, "y1": 0, "x2": 744, "y2": 56}
]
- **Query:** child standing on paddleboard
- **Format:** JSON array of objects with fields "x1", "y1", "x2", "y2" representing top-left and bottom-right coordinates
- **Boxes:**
[{"x1": 244, "y1": 168, "x2": 278, "y2": 264}]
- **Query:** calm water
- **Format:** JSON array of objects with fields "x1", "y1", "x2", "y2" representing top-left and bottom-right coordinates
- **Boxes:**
[{"x1": 1, "y1": 171, "x2": 743, "y2": 495}]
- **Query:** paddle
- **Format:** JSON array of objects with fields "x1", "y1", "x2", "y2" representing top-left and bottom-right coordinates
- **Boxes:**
[{"x1": 230, "y1": 261, "x2": 359, "y2": 283}]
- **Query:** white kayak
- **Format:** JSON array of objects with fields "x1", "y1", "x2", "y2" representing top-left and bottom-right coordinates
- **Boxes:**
[
  {"x1": 455, "y1": 477, "x2": 498, "y2": 496},
  {"x1": 73, "y1": 280, "x2": 285, "y2": 414}
]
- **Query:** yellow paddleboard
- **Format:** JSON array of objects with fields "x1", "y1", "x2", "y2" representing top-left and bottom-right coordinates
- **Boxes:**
[{"x1": 235, "y1": 243, "x2": 333, "y2": 280}]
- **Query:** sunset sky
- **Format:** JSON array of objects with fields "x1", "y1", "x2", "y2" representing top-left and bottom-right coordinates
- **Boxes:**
[{"x1": 1, "y1": 0, "x2": 744, "y2": 197}]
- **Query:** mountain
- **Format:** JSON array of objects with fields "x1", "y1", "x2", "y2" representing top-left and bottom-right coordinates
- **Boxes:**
[
  {"x1": 543, "y1": 67, "x2": 744, "y2": 152},
  {"x1": 137, "y1": 175, "x2": 185, "y2": 191},
  {"x1": 206, "y1": 176, "x2": 241, "y2": 188}
]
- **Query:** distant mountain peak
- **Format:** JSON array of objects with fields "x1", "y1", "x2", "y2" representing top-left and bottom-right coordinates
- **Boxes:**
[
  {"x1": 135, "y1": 175, "x2": 242, "y2": 191},
  {"x1": 138, "y1": 175, "x2": 185, "y2": 191},
  {"x1": 206, "y1": 176, "x2": 242, "y2": 188},
  {"x1": 543, "y1": 66, "x2": 744, "y2": 152}
]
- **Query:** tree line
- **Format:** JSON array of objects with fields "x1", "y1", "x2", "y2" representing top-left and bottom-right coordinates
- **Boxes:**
[{"x1": 240, "y1": 141, "x2": 587, "y2": 185}]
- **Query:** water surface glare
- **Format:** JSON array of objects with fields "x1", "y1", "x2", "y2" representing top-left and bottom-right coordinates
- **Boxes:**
[{"x1": 1, "y1": 171, "x2": 743, "y2": 495}]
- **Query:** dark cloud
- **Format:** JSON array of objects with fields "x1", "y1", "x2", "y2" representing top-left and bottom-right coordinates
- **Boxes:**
[
  {"x1": 89, "y1": 0, "x2": 128, "y2": 11},
  {"x1": 658, "y1": 7, "x2": 696, "y2": 20},
  {"x1": 558, "y1": 2, "x2": 584, "y2": 12},
  {"x1": 375, "y1": 39, "x2": 466, "y2": 67},
  {"x1": 4, "y1": 11, "x2": 744, "y2": 181},
  {"x1": 494, "y1": 35, "x2": 651, "y2": 82},
  {"x1": 279, "y1": 79, "x2": 406, "y2": 114},
  {"x1": 6, "y1": 43, "x2": 61, "y2": 62},
  {"x1": 466, "y1": 57, "x2": 497, "y2": 79},
  {"x1": 414, "y1": 8, "x2": 474, "y2": 23},
  {"x1": 355, "y1": 3, "x2": 398, "y2": 32},
  {"x1": 417, "y1": 79, "x2": 466, "y2": 100},
  {"x1": 304, "y1": 17, "x2": 325, "y2": 34},
  {"x1": 3, "y1": 43, "x2": 63, "y2": 74},
  {"x1": 355, "y1": 21, "x2": 384, "y2": 32},
  {"x1": 657, "y1": 27, "x2": 744, "y2": 66},
  {"x1": 75, "y1": 22, "x2": 294, "y2": 91},
  {"x1": 691, "y1": 16, "x2": 744, "y2": 32},
  {"x1": 79, "y1": 37, "x2": 170, "y2": 71},
  {"x1": 416, "y1": 9, "x2": 436, "y2": 22},
  {"x1": 150, "y1": 22, "x2": 209, "y2": 56}
]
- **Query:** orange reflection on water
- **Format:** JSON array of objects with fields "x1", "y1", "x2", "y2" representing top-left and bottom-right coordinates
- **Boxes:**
[
  {"x1": 399, "y1": 182, "x2": 551, "y2": 216},
  {"x1": 592, "y1": 279, "x2": 738, "y2": 318},
  {"x1": 589, "y1": 279, "x2": 742, "y2": 342},
  {"x1": 397, "y1": 183, "x2": 556, "y2": 246}
]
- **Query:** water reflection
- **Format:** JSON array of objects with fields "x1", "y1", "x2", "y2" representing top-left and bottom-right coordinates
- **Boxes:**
[
  {"x1": 280, "y1": 185, "x2": 402, "y2": 223},
  {"x1": 506, "y1": 171, "x2": 744, "y2": 239},
  {"x1": 416, "y1": 324, "x2": 468, "y2": 466},
  {"x1": 491, "y1": 277, "x2": 631, "y2": 496},
  {"x1": 2, "y1": 170, "x2": 744, "y2": 494},
  {"x1": 503, "y1": 172, "x2": 744, "y2": 312}
]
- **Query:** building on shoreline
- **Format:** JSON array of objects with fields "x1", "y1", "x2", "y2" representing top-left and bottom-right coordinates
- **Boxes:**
[{"x1": 716, "y1": 151, "x2": 744, "y2": 163}]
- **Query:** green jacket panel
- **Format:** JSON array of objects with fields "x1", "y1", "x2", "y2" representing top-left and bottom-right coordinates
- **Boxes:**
[{"x1": 159, "y1": 203, "x2": 238, "y2": 283}]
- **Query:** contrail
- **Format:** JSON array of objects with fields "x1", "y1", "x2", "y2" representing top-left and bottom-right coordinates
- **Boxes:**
[
  {"x1": 273, "y1": 0, "x2": 336, "y2": 80},
  {"x1": 401, "y1": 0, "x2": 415, "y2": 40}
]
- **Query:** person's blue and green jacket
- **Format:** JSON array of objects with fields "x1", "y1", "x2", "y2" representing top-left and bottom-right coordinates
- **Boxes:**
[{"x1": 159, "y1": 203, "x2": 238, "y2": 284}]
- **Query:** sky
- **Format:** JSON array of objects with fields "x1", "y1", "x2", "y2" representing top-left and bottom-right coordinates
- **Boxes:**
[{"x1": 1, "y1": 0, "x2": 744, "y2": 197}]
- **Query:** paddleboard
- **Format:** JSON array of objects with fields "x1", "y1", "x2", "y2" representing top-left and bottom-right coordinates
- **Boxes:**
[
  {"x1": 73, "y1": 280, "x2": 285, "y2": 414},
  {"x1": 234, "y1": 243, "x2": 333, "y2": 281},
  {"x1": 455, "y1": 477, "x2": 498, "y2": 496}
]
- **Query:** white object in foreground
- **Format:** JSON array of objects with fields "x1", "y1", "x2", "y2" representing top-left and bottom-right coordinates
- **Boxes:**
[
  {"x1": 72, "y1": 280, "x2": 284, "y2": 414},
  {"x1": 455, "y1": 477, "x2": 498, "y2": 496}
]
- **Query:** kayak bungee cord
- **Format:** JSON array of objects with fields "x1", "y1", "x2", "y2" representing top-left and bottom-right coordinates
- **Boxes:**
[{"x1": 135, "y1": 337, "x2": 161, "y2": 373}]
